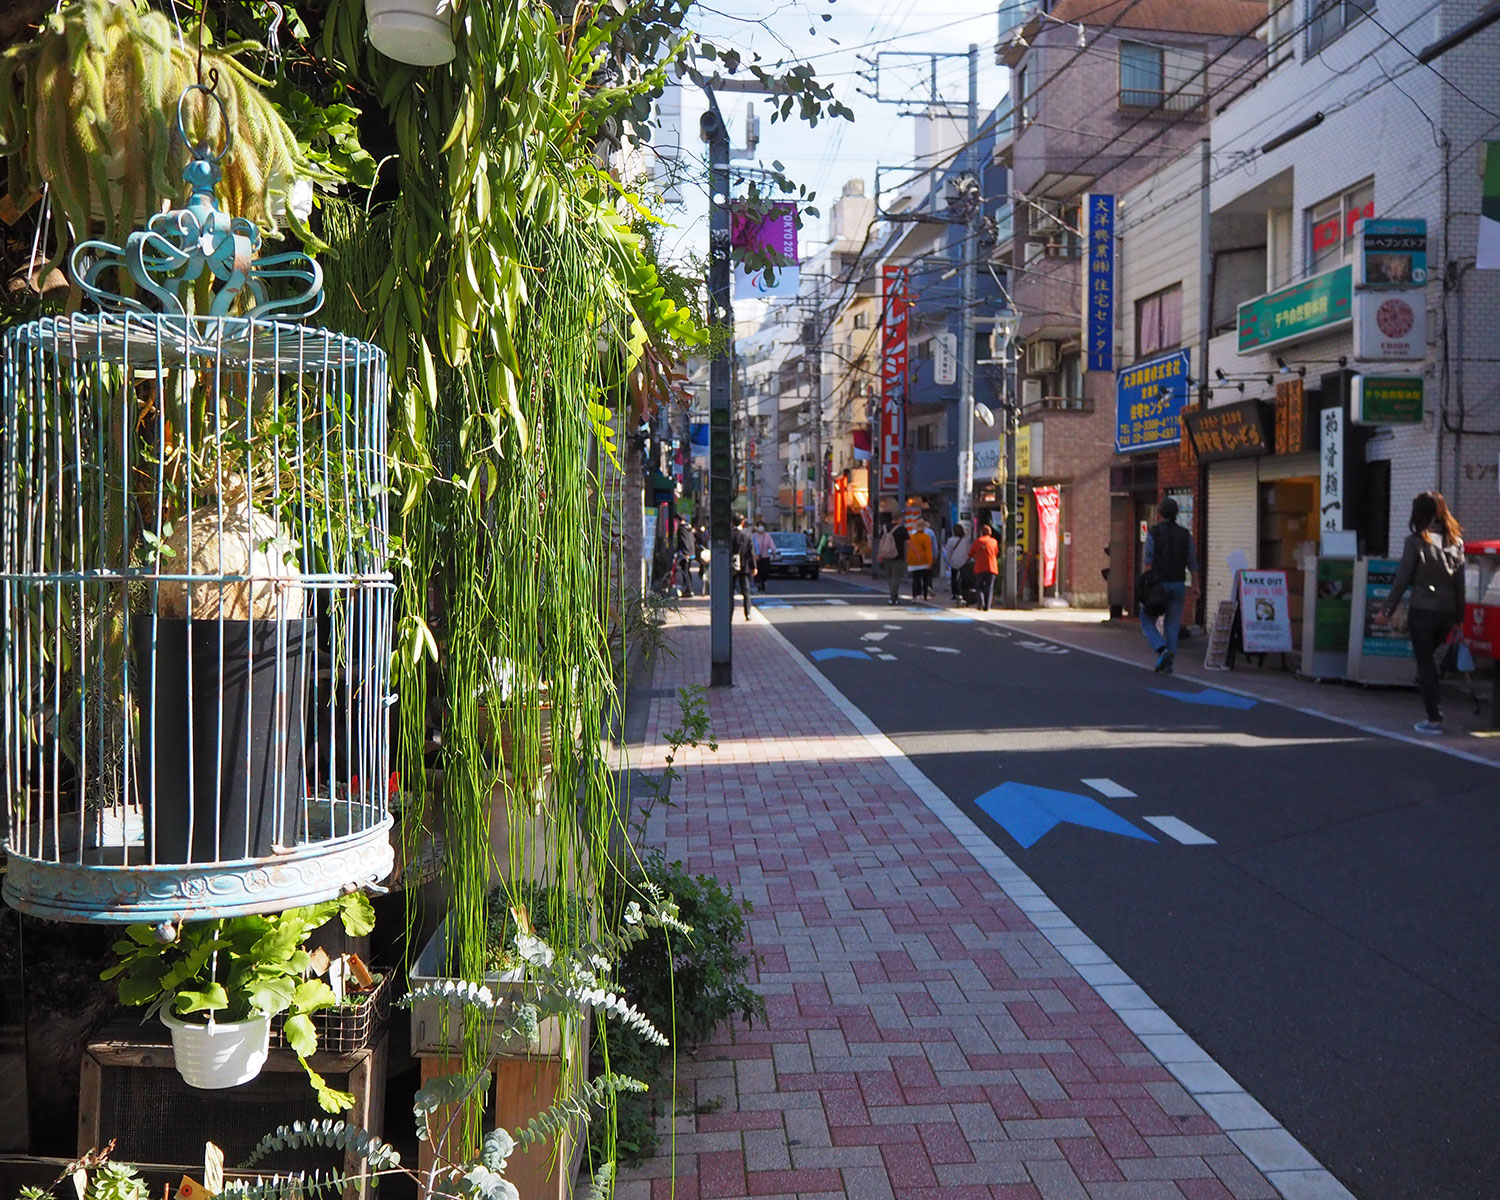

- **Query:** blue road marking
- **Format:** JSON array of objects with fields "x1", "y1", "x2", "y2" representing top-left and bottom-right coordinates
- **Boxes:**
[
  {"x1": 974, "y1": 781, "x2": 1158, "y2": 849},
  {"x1": 810, "y1": 648, "x2": 870, "y2": 661},
  {"x1": 1151, "y1": 687, "x2": 1258, "y2": 709}
]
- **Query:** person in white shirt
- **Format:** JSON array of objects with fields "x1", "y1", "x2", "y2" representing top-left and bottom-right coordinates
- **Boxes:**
[
  {"x1": 943, "y1": 523, "x2": 972, "y2": 604},
  {"x1": 752, "y1": 523, "x2": 776, "y2": 593}
]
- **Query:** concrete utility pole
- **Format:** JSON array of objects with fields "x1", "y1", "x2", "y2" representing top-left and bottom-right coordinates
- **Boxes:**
[
  {"x1": 702, "y1": 93, "x2": 733, "y2": 687},
  {"x1": 955, "y1": 44, "x2": 980, "y2": 529}
]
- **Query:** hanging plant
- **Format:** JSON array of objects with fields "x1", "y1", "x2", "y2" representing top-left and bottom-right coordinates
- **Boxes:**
[{"x1": 0, "y1": 0, "x2": 340, "y2": 261}]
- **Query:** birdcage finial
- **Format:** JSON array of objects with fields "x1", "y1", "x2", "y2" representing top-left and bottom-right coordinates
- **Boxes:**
[{"x1": 70, "y1": 83, "x2": 323, "y2": 322}]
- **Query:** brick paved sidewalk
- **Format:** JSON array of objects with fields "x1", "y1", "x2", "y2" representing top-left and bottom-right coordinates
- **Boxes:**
[{"x1": 619, "y1": 603, "x2": 1349, "y2": 1200}]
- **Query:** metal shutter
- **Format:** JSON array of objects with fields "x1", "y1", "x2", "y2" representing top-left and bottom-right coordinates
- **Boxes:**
[{"x1": 1205, "y1": 458, "x2": 1258, "y2": 612}]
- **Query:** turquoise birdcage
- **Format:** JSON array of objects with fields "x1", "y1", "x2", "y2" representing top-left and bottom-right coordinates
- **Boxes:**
[{"x1": 0, "y1": 87, "x2": 394, "y2": 922}]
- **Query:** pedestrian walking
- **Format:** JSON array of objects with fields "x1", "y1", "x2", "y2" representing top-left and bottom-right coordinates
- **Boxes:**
[
  {"x1": 969, "y1": 523, "x2": 1000, "y2": 611},
  {"x1": 1380, "y1": 490, "x2": 1466, "y2": 734},
  {"x1": 674, "y1": 518, "x2": 697, "y2": 597},
  {"x1": 876, "y1": 517, "x2": 908, "y2": 606},
  {"x1": 943, "y1": 522, "x2": 972, "y2": 604},
  {"x1": 752, "y1": 522, "x2": 775, "y2": 594},
  {"x1": 1138, "y1": 496, "x2": 1197, "y2": 674},
  {"x1": 907, "y1": 517, "x2": 937, "y2": 600},
  {"x1": 695, "y1": 524, "x2": 710, "y2": 593},
  {"x1": 731, "y1": 517, "x2": 757, "y2": 620}
]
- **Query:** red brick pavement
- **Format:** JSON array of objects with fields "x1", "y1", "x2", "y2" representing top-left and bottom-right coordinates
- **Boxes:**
[{"x1": 618, "y1": 604, "x2": 1284, "y2": 1200}]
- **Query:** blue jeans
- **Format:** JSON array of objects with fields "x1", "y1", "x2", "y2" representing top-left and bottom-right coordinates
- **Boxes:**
[{"x1": 1140, "y1": 581, "x2": 1187, "y2": 656}]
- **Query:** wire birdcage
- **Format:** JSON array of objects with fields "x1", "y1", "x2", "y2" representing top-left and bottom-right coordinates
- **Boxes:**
[{"x1": 0, "y1": 86, "x2": 394, "y2": 922}]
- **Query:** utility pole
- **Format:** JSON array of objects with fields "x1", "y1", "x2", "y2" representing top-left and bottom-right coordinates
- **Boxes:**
[
  {"x1": 955, "y1": 44, "x2": 980, "y2": 529},
  {"x1": 702, "y1": 93, "x2": 733, "y2": 687}
]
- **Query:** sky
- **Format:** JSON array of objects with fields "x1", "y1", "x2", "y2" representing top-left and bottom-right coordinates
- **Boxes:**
[{"x1": 658, "y1": 0, "x2": 1010, "y2": 266}]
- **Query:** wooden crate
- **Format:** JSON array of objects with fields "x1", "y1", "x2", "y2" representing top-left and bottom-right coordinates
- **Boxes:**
[{"x1": 78, "y1": 1021, "x2": 386, "y2": 1200}]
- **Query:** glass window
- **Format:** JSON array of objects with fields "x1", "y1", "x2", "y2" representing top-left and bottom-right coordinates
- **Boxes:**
[
  {"x1": 1013, "y1": 66, "x2": 1029, "y2": 134},
  {"x1": 1135, "y1": 284, "x2": 1183, "y2": 357},
  {"x1": 1306, "y1": 178, "x2": 1374, "y2": 275},
  {"x1": 1266, "y1": 0, "x2": 1295, "y2": 70},
  {"x1": 853, "y1": 312, "x2": 868, "y2": 329},
  {"x1": 1307, "y1": 0, "x2": 1372, "y2": 55},
  {"x1": 1058, "y1": 351, "x2": 1083, "y2": 398},
  {"x1": 1119, "y1": 42, "x2": 1204, "y2": 108}
]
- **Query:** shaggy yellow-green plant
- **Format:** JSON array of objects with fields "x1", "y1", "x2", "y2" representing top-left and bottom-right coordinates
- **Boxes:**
[{"x1": 0, "y1": 0, "x2": 338, "y2": 267}]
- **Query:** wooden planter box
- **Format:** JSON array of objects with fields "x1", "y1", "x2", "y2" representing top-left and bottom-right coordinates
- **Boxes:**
[{"x1": 409, "y1": 922, "x2": 585, "y2": 1200}]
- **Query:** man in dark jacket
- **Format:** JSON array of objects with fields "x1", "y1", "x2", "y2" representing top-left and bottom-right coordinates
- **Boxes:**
[
  {"x1": 731, "y1": 517, "x2": 757, "y2": 620},
  {"x1": 1139, "y1": 496, "x2": 1198, "y2": 674}
]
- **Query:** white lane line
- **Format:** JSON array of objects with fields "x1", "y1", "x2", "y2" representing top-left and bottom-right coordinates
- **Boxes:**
[
  {"x1": 924, "y1": 645, "x2": 960, "y2": 654},
  {"x1": 1143, "y1": 816, "x2": 1217, "y2": 845},
  {"x1": 883, "y1": 624, "x2": 903, "y2": 630},
  {"x1": 876, "y1": 653, "x2": 897, "y2": 661},
  {"x1": 854, "y1": 610, "x2": 882, "y2": 621},
  {"x1": 861, "y1": 631, "x2": 889, "y2": 642},
  {"x1": 1082, "y1": 777, "x2": 1137, "y2": 799}
]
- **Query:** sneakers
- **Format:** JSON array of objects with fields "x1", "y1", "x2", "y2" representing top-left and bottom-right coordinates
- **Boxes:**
[
  {"x1": 1413, "y1": 720, "x2": 1444, "y2": 735},
  {"x1": 1152, "y1": 649, "x2": 1171, "y2": 673}
]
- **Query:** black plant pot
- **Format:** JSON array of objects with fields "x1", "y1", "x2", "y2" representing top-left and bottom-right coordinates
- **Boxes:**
[{"x1": 132, "y1": 616, "x2": 309, "y2": 864}]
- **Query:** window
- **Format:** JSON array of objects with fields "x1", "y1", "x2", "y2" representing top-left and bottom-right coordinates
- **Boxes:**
[
  {"x1": 1135, "y1": 285, "x2": 1183, "y2": 357},
  {"x1": 852, "y1": 312, "x2": 868, "y2": 329},
  {"x1": 1307, "y1": 0, "x2": 1371, "y2": 55},
  {"x1": 1012, "y1": 66, "x2": 1030, "y2": 135},
  {"x1": 1057, "y1": 352, "x2": 1083, "y2": 399},
  {"x1": 1119, "y1": 42, "x2": 1205, "y2": 110},
  {"x1": 1306, "y1": 179, "x2": 1374, "y2": 275},
  {"x1": 915, "y1": 422, "x2": 940, "y2": 451},
  {"x1": 1265, "y1": 0, "x2": 1295, "y2": 70}
]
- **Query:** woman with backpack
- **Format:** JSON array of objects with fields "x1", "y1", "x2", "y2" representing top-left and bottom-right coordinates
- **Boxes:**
[{"x1": 1378, "y1": 490, "x2": 1466, "y2": 735}]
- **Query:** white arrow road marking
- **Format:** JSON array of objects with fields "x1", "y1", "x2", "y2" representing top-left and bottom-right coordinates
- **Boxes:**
[
  {"x1": 1082, "y1": 778, "x2": 1137, "y2": 799},
  {"x1": 924, "y1": 646, "x2": 960, "y2": 654},
  {"x1": 861, "y1": 631, "x2": 889, "y2": 642},
  {"x1": 1142, "y1": 816, "x2": 1216, "y2": 845},
  {"x1": 883, "y1": 624, "x2": 903, "y2": 630},
  {"x1": 1018, "y1": 640, "x2": 1069, "y2": 654}
]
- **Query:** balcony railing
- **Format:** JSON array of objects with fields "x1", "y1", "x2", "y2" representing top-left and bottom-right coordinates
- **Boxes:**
[
  {"x1": 1119, "y1": 88, "x2": 1206, "y2": 115},
  {"x1": 1037, "y1": 395, "x2": 1093, "y2": 413}
]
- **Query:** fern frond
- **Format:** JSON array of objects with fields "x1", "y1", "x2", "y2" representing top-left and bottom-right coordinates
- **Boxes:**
[
  {"x1": 564, "y1": 984, "x2": 668, "y2": 1046},
  {"x1": 583, "y1": 1161, "x2": 616, "y2": 1200},
  {"x1": 220, "y1": 1169, "x2": 355, "y2": 1200},
  {"x1": 400, "y1": 979, "x2": 506, "y2": 1014},
  {"x1": 513, "y1": 1073, "x2": 648, "y2": 1151},
  {"x1": 240, "y1": 1120, "x2": 401, "y2": 1171}
]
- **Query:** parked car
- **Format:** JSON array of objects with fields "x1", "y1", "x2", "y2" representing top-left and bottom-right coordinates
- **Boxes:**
[{"x1": 766, "y1": 531, "x2": 820, "y2": 579}]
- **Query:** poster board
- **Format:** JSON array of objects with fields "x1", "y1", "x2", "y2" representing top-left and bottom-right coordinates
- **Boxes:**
[
  {"x1": 1204, "y1": 600, "x2": 1238, "y2": 671},
  {"x1": 1301, "y1": 557, "x2": 1355, "y2": 680},
  {"x1": 1346, "y1": 557, "x2": 1414, "y2": 684},
  {"x1": 1239, "y1": 570, "x2": 1294, "y2": 653}
]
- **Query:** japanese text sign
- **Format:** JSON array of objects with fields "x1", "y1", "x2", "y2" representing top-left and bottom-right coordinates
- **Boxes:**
[
  {"x1": 1321, "y1": 404, "x2": 1345, "y2": 531},
  {"x1": 881, "y1": 265, "x2": 910, "y2": 492},
  {"x1": 1182, "y1": 400, "x2": 1270, "y2": 463},
  {"x1": 1085, "y1": 194, "x2": 1114, "y2": 372},
  {"x1": 1115, "y1": 350, "x2": 1189, "y2": 453},
  {"x1": 1237, "y1": 265, "x2": 1352, "y2": 353}
]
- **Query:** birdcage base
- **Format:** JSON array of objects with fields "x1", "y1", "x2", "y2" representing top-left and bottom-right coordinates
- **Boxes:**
[{"x1": 0, "y1": 818, "x2": 394, "y2": 923}]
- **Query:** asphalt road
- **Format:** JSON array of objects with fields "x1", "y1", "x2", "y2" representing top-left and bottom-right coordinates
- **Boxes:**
[{"x1": 750, "y1": 575, "x2": 1500, "y2": 1200}]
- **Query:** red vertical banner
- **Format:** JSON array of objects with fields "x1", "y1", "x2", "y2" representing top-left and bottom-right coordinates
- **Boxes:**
[
  {"x1": 1035, "y1": 486, "x2": 1061, "y2": 589},
  {"x1": 880, "y1": 265, "x2": 910, "y2": 492}
]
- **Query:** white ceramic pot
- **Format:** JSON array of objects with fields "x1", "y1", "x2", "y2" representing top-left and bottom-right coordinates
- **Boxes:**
[
  {"x1": 364, "y1": 0, "x2": 456, "y2": 66},
  {"x1": 161, "y1": 1008, "x2": 271, "y2": 1089}
]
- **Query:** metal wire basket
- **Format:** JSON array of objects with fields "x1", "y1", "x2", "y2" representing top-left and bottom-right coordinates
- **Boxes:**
[
  {"x1": 0, "y1": 87, "x2": 394, "y2": 922},
  {"x1": 268, "y1": 969, "x2": 392, "y2": 1054}
]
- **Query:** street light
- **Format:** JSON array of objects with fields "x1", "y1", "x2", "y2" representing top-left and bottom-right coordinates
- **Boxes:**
[{"x1": 989, "y1": 312, "x2": 1020, "y2": 608}]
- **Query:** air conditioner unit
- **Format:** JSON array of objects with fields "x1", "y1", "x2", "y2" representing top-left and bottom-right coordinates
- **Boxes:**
[
  {"x1": 1026, "y1": 340, "x2": 1058, "y2": 373},
  {"x1": 1022, "y1": 378, "x2": 1043, "y2": 408}
]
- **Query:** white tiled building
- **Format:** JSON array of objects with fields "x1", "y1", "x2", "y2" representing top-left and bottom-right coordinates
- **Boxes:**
[{"x1": 1199, "y1": 0, "x2": 1500, "y2": 614}]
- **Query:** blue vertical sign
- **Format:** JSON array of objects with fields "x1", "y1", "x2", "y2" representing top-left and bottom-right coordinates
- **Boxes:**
[{"x1": 1086, "y1": 194, "x2": 1115, "y2": 373}]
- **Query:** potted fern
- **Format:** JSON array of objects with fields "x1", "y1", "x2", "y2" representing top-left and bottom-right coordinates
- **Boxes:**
[{"x1": 101, "y1": 893, "x2": 375, "y2": 1111}]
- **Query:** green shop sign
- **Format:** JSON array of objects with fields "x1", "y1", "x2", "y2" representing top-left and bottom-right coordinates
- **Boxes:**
[
  {"x1": 1237, "y1": 265, "x2": 1352, "y2": 353},
  {"x1": 1353, "y1": 375, "x2": 1424, "y2": 426}
]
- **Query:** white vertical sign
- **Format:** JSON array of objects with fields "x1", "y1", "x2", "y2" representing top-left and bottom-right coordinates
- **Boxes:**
[
  {"x1": 933, "y1": 332, "x2": 958, "y2": 386},
  {"x1": 1320, "y1": 406, "x2": 1345, "y2": 531}
]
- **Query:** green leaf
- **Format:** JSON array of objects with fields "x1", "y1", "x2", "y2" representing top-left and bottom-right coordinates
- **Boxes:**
[
  {"x1": 283, "y1": 1012, "x2": 318, "y2": 1057},
  {"x1": 174, "y1": 983, "x2": 229, "y2": 1014},
  {"x1": 338, "y1": 892, "x2": 376, "y2": 938}
]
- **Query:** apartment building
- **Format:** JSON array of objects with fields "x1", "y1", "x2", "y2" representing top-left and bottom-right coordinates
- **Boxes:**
[{"x1": 997, "y1": 0, "x2": 1264, "y2": 605}]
